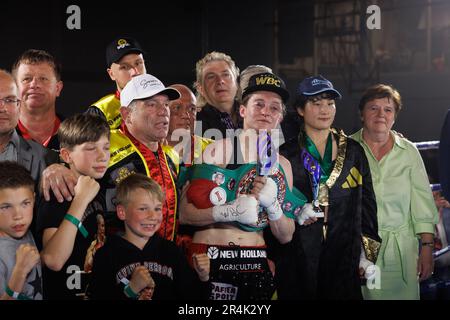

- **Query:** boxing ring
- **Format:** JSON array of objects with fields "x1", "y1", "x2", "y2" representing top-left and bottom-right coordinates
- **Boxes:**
[
  {"x1": 414, "y1": 140, "x2": 450, "y2": 299},
  {"x1": 414, "y1": 140, "x2": 449, "y2": 258}
]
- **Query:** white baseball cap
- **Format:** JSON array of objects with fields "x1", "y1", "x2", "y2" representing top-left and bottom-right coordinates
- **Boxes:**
[{"x1": 120, "y1": 74, "x2": 180, "y2": 107}]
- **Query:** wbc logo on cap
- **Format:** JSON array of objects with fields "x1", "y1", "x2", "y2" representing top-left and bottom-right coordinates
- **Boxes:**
[
  {"x1": 255, "y1": 75, "x2": 281, "y2": 87},
  {"x1": 117, "y1": 39, "x2": 131, "y2": 50}
]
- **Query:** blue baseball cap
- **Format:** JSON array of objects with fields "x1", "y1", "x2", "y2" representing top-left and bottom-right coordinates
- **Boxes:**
[
  {"x1": 242, "y1": 72, "x2": 290, "y2": 103},
  {"x1": 297, "y1": 75, "x2": 342, "y2": 99}
]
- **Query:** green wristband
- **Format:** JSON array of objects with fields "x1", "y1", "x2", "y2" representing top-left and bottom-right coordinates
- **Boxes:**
[
  {"x1": 124, "y1": 284, "x2": 139, "y2": 299},
  {"x1": 64, "y1": 213, "x2": 88, "y2": 238},
  {"x1": 5, "y1": 285, "x2": 31, "y2": 300}
]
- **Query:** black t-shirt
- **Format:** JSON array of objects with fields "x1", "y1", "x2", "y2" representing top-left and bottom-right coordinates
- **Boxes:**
[
  {"x1": 87, "y1": 234, "x2": 210, "y2": 300},
  {"x1": 36, "y1": 193, "x2": 106, "y2": 300}
]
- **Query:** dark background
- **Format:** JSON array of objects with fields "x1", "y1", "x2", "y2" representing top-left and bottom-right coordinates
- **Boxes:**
[{"x1": 1, "y1": 0, "x2": 450, "y2": 144}]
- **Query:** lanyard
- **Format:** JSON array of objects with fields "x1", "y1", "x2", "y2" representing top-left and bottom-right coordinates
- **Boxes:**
[{"x1": 305, "y1": 132, "x2": 333, "y2": 183}]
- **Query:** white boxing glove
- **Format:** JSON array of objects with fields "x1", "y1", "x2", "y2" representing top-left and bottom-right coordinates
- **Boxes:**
[
  {"x1": 212, "y1": 195, "x2": 259, "y2": 226},
  {"x1": 296, "y1": 203, "x2": 324, "y2": 225},
  {"x1": 258, "y1": 178, "x2": 283, "y2": 221},
  {"x1": 258, "y1": 178, "x2": 278, "y2": 207}
]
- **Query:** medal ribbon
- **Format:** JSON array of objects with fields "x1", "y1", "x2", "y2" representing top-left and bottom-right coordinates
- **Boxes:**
[
  {"x1": 257, "y1": 131, "x2": 276, "y2": 176},
  {"x1": 304, "y1": 133, "x2": 333, "y2": 183}
]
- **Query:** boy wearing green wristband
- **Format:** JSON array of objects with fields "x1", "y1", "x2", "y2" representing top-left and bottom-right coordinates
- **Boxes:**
[
  {"x1": 0, "y1": 162, "x2": 42, "y2": 300},
  {"x1": 87, "y1": 174, "x2": 211, "y2": 300},
  {"x1": 37, "y1": 113, "x2": 110, "y2": 299}
]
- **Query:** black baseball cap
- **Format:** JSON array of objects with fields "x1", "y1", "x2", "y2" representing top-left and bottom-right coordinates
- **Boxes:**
[
  {"x1": 242, "y1": 72, "x2": 290, "y2": 103},
  {"x1": 105, "y1": 37, "x2": 145, "y2": 67}
]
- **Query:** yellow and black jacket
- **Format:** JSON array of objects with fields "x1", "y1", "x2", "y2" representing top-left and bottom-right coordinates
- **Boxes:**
[{"x1": 87, "y1": 93, "x2": 122, "y2": 129}]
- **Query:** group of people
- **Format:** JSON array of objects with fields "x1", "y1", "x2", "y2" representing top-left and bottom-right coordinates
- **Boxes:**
[{"x1": 0, "y1": 35, "x2": 440, "y2": 301}]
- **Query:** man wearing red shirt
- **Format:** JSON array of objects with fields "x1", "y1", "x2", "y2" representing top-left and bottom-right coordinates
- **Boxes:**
[{"x1": 12, "y1": 49, "x2": 63, "y2": 152}]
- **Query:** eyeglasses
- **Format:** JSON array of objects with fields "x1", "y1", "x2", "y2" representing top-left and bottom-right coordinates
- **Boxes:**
[{"x1": 0, "y1": 98, "x2": 20, "y2": 108}]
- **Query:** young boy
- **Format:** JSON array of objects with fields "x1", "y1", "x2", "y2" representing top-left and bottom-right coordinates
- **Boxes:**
[
  {"x1": 0, "y1": 161, "x2": 42, "y2": 300},
  {"x1": 36, "y1": 113, "x2": 110, "y2": 300},
  {"x1": 87, "y1": 174, "x2": 211, "y2": 300}
]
